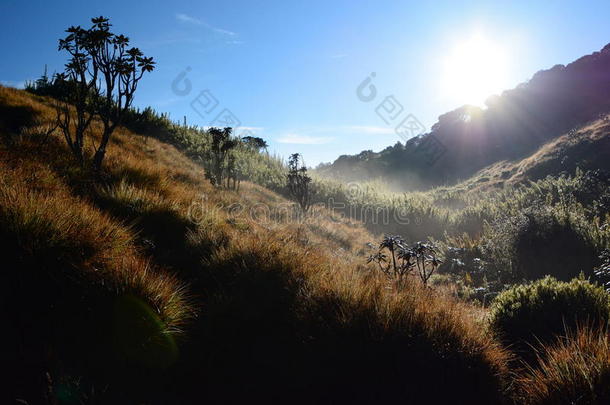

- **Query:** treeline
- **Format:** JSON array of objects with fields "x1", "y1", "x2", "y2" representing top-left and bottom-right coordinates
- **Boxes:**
[
  {"x1": 26, "y1": 69, "x2": 287, "y2": 190},
  {"x1": 25, "y1": 23, "x2": 315, "y2": 212}
]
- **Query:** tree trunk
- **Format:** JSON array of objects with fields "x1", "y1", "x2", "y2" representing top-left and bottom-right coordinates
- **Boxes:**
[
  {"x1": 93, "y1": 127, "x2": 112, "y2": 172},
  {"x1": 71, "y1": 141, "x2": 84, "y2": 166}
]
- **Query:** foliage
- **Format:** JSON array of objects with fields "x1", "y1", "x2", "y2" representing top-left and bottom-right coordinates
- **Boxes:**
[
  {"x1": 25, "y1": 65, "x2": 75, "y2": 101},
  {"x1": 593, "y1": 249, "x2": 610, "y2": 291},
  {"x1": 287, "y1": 153, "x2": 315, "y2": 214},
  {"x1": 368, "y1": 235, "x2": 442, "y2": 284},
  {"x1": 20, "y1": 71, "x2": 610, "y2": 290},
  {"x1": 436, "y1": 234, "x2": 504, "y2": 302},
  {"x1": 54, "y1": 16, "x2": 155, "y2": 171},
  {"x1": 2, "y1": 86, "x2": 511, "y2": 404},
  {"x1": 7, "y1": 43, "x2": 610, "y2": 402},
  {"x1": 25, "y1": 67, "x2": 288, "y2": 191},
  {"x1": 489, "y1": 276, "x2": 610, "y2": 360},
  {"x1": 205, "y1": 127, "x2": 237, "y2": 187},
  {"x1": 306, "y1": 169, "x2": 610, "y2": 290},
  {"x1": 481, "y1": 206, "x2": 600, "y2": 281},
  {"x1": 241, "y1": 135, "x2": 268, "y2": 150},
  {"x1": 104, "y1": 100, "x2": 286, "y2": 191}
]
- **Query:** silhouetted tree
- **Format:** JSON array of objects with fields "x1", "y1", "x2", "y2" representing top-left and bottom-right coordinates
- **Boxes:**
[
  {"x1": 56, "y1": 16, "x2": 155, "y2": 171},
  {"x1": 287, "y1": 153, "x2": 314, "y2": 214},
  {"x1": 242, "y1": 136, "x2": 268, "y2": 151},
  {"x1": 206, "y1": 127, "x2": 237, "y2": 186},
  {"x1": 229, "y1": 137, "x2": 269, "y2": 191}
]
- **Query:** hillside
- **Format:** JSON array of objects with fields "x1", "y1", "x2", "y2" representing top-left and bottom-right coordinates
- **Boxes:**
[
  {"x1": 317, "y1": 43, "x2": 610, "y2": 189},
  {"x1": 2, "y1": 86, "x2": 513, "y2": 404},
  {"x1": 6, "y1": 5, "x2": 610, "y2": 404},
  {"x1": 442, "y1": 113, "x2": 610, "y2": 191},
  {"x1": 3, "y1": 81, "x2": 610, "y2": 404}
]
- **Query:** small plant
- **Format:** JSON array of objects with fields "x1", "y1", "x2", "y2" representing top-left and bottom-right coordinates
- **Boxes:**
[
  {"x1": 287, "y1": 153, "x2": 315, "y2": 214},
  {"x1": 411, "y1": 241, "x2": 443, "y2": 285},
  {"x1": 367, "y1": 235, "x2": 442, "y2": 284},
  {"x1": 368, "y1": 235, "x2": 405, "y2": 278}
]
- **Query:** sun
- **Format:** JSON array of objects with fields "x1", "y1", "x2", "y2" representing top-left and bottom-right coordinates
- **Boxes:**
[{"x1": 441, "y1": 34, "x2": 509, "y2": 107}]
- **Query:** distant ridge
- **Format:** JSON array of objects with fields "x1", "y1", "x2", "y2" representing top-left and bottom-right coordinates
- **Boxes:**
[{"x1": 317, "y1": 43, "x2": 610, "y2": 189}]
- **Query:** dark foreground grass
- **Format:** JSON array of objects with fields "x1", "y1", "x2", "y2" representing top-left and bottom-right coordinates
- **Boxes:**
[{"x1": 3, "y1": 84, "x2": 606, "y2": 404}]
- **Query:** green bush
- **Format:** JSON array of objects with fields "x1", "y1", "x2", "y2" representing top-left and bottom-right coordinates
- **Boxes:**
[
  {"x1": 489, "y1": 276, "x2": 610, "y2": 360},
  {"x1": 482, "y1": 207, "x2": 600, "y2": 281}
]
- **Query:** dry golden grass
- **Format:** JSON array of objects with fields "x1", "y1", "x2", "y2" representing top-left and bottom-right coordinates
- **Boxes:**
[
  {"x1": 2, "y1": 85, "x2": 512, "y2": 403},
  {"x1": 0, "y1": 147, "x2": 193, "y2": 334},
  {"x1": 516, "y1": 327, "x2": 610, "y2": 404},
  {"x1": 0, "y1": 86, "x2": 197, "y2": 333}
]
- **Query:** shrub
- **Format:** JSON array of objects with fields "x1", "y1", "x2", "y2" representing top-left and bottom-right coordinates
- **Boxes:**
[
  {"x1": 287, "y1": 153, "x2": 315, "y2": 214},
  {"x1": 489, "y1": 276, "x2": 610, "y2": 360},
  {"x1": 517, "y1": 327, "x2": 610, "y2": 404},
  {"x1": 482, "y1": 207, "x2": 600, "y2": 281}
]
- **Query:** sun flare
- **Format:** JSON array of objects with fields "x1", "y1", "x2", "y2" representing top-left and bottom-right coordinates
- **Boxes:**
[{"x1": 442, "y1": 34, "x2": 509, "y2": 107}]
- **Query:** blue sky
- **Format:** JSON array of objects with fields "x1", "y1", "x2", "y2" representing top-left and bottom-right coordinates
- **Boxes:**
[{"x1": 1, "y1": 0, "x2": 610, "y2": 165}]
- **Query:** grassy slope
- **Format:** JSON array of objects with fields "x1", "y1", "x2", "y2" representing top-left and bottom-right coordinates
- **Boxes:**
[
  {"x1": 1, "y1": 86, "x2": 513, "y2": 404},
  {"x1": 454, "y1": 114, "x2": 610, "y2": 191}
]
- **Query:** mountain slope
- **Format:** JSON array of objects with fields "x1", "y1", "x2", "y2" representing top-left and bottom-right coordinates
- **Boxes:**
[
  {"x1": 317, "y1": 43, "x2": 610, "y2": 189},
  {"x1": 1, "y1": 86, "x2": 510, "y2": 404},
  {"x1": 444, "y1": 113, "x2": 610, "y2": 191}
]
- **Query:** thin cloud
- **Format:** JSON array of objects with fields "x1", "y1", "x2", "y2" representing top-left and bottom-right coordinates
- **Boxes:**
[
  {"x1": 239, "y1": 126, "x2": 264, "y2": 133},
  {"x1": 0, "y1": 80, "x2": 27, "y2": 89},
  {"x1": 175, "y1": 13, "x2": 237, "y2": 37},
  {"x1": 343, "y1": 125, "x2": 395, "y2": 135},
  {"x1": 273, "y1": 125, "x2": 392, "y2": 146},
  {"x1": 212, "y1": 27, "x2": 237, "y2": 37},
  {"x1": 276, "y1": 133, "x2": 333, "y2": 145},
  {"x1": 176, "y1": 13, "x2": 203, "y2": 25},
  {"x1": 140, "y1": 36, "x2": 202, "y2": 50},
  {"x1": 155, "y1": 97, "x2": 180, "y2": 107},
  {"x1": 331, "y1": 53, "x2": 347, "y2": 59}
]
